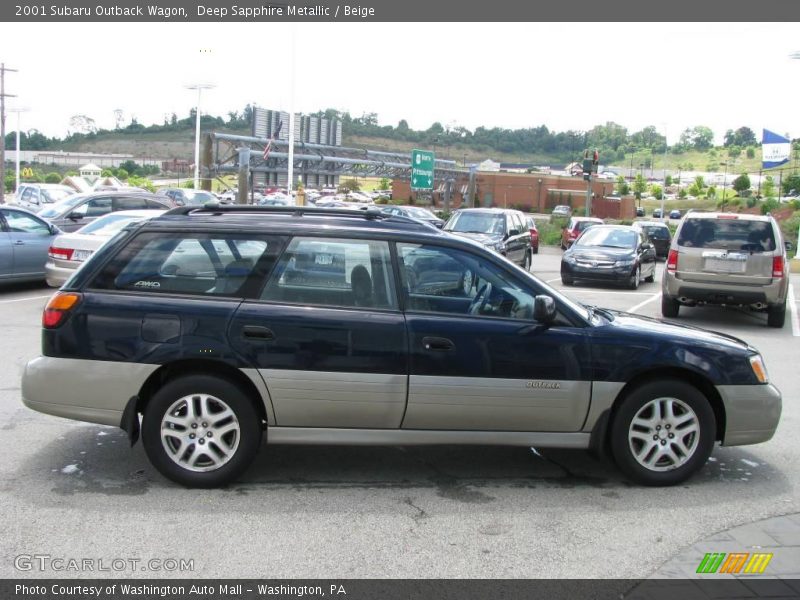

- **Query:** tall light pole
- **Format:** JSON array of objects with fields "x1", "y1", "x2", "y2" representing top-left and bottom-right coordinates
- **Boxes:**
[
  {"x1": 790, "y1": 52, "x2": 800, "y2": 261},
  {"x1": 660, "y1": 124, "x2": 668, "y2": 222},
  {"x1": 8, "y1": 107, "x2": 28, "y2": 194},
  {"x1": 185, "y1": 83, "x2": 215, "y2": 191}
]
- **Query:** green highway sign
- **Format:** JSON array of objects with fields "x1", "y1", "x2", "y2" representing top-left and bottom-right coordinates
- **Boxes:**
[{"x1": 411, "y1": 149, "x2": 435, "y2": 190}]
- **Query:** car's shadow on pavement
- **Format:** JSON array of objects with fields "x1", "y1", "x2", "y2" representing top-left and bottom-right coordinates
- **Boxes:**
[{"x1": 13, "y1": 425, "x2": 792, "y2": 504}]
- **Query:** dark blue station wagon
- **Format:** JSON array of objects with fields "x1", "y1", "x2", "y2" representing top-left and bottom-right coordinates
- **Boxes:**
[{"x1": 22, "y1": 205, "x2": 781, "y2": 487}]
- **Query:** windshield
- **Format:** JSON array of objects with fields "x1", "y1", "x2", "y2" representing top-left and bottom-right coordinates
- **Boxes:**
[
  {"x1": 183, "y1": 191, "x2": 217, "y2": 205},
  {"x1": 677, "y1": 218, "x2": 776, "y2": 252},
  {"x1": 405, "y1": 207, "x2": 436, "y2": 219},
  {"x1": 77, "y1": 213, "x2": 155, "y2": 236},
  {"x1": 41, "y1": 188, "x2": 74, "y2": 203},
  {"x1": 642, "y1": 226, "x2": 670, "y2": 240},
  {"x1": 446, "y1": 212, "x2": 505, "y2": 235},
  {"x1": 39, "y1": 195, "x2": 87, "y2": 218},
  {"x1": 577, "y1": 227, "x2": 636, "y2": 249}
]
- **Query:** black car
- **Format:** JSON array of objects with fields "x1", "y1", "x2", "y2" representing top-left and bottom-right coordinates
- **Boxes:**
[
  {"x1": 379, "y1": 205, "x2": 444, "y2": 228},
  {"x1": 633, "y1": 221, "x2": 672, "y2": 258},
  {"x1": 444, "y1": 208, "x2": 532, "y2": 269},
  {"x1": 561, "y1": 224, "x2": 657, "y2": 289},
  {"x1": 21, "y1": 205, "x2": 781, "y2": 488}
]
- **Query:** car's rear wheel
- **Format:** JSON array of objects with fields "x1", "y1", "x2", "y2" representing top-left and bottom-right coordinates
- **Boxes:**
[
  {"x1": 522, "y1": 251, "x2": 531, "y2": 271},
  {"x1": 661, "y1": 294, "x2": 679, "y2": 318},
  {"x1": 767, "y1": 302, "x2": 786, "y2": 328},
  {"x1": 532, "y1": 243, "x2": 539, "y2": 254},
  {"x1": 610, "y1": 379, "x2": 715, "y2": 486},
  {"x1": 142, "y1": 375, "x2": 262, "y2": 488}
]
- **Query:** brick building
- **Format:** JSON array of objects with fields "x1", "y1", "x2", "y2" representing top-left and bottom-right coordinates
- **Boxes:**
[{"x1": 391, "y1": 171, "x2": 635, "y2": 219}]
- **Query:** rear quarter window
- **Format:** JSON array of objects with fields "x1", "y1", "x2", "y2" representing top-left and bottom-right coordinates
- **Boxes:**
[{"x1": 89, "y1": 232, "x2": 284, "y2": 297}]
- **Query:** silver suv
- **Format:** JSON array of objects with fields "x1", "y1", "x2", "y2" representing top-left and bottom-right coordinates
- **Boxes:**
[{"x1": 662, "y1": 212, "x2": 789, "y2": 327}]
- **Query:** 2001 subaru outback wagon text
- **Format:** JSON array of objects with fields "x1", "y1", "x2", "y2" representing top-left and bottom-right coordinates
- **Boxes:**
[{"x1": 22, "y1": 205, "x2": 781, "y2": 488}]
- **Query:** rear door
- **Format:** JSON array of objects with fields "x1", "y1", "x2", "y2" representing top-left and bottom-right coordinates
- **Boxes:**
[
  {"x1": 229, "y1": 236, "x2": 408, "y2": 429},
  {"x1": 398, "y1": 242, "x2": 592, "y2": 432},
  {"x1": 0, "y1": 208, "x2": 55, "y2": 277}
]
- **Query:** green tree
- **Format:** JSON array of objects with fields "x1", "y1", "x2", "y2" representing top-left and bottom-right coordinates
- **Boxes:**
[
  {"x1": 664, "y1": 174, "x2": 673, "y2": 187},
  {"x1": 727, "y1": 146, "x2": 741, "y2": 160},
  {"x1": 116, "y1": 168, "x2": 129, "y2": 181},
  {"x1": 762, "y1": 175, "x2": 776, "y2": 199},
  {"x1": 678, "y1": 188, "x2": 687, "y2": 199},
  {"x1": 781, "y1": 173, "x2": 800, "y2": 195},
  {"x1": 650, "y1": 184, "x2": 663, "y2": 200},
  {"x1": 101, "y1": 169, "x2": 113, "y2": 177},
  {"x1": 44, "y1": 172, "x2": 61, "y2": 184},
  {"x1": 615, "y1": 175, "x2": 630, "y2": 196},
  {"x1": 339, "y1": 178, "x2": 361, "y2": 193},
  {"x1": 732, "y1": 173, "x2": 751, "y2": 195},
  {"x1": 378, "y1": 178, "x2": 390, "y2": 191},
  {"x1": 761, "y1": 198, "x2": 780, "y2": 215},
  {"x1": 746, "y1": 147, "x2": 756, "y2": 159},
  {"x1": 632, "y1": 174, "x2": 647, "y2": 199}
]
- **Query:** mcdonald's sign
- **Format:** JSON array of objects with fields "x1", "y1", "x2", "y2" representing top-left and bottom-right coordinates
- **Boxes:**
[
  {"x1": 21, "y1": 167, "x2": 34, "y2": 178},
  {"x1": 696, "y1": 552, "x2": 773, "y2": 574}
]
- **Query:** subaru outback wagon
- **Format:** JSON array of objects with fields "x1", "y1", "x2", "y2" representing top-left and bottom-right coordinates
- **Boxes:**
[{"x1": 22, "y1": 205, "x2": 781, "y2": 487}]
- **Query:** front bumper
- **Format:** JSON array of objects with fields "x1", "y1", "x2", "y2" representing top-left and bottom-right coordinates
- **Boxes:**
[
  {"x1": 717, "y1": 383, "x2": 782, "y2": 446},
  {"x1": 561, "y1": 262, "x2": 633, "y2": 283}
]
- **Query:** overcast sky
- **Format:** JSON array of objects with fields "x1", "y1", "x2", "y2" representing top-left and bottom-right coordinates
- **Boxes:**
[{"x1": 1, "y1": 22, "x2": 798, "y2": 144}]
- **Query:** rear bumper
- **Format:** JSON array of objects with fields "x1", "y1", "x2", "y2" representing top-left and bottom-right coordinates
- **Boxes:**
[
  {"x1": 44, "y1": 260, "x2": 76, "y2": 288},
  {"x1": 717, "y1": 383, "x2": 782, "y2": 446},
  {"x1": 22, "y1": 356, "x2": 158, "y2": 427},
  {"x1": 663, "y1": 274, "x2": 787, "y2": 306}
]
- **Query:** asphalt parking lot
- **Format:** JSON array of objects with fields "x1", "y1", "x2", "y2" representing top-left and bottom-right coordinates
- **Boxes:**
[{"x1": 0, "y1": 252, "x2": 798, "y2": 579}]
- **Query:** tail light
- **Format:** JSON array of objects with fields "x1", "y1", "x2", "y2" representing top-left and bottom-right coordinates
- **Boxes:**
[
  {"x1": 48, "y1": 246, "x2": 74, "y2": 261},
  {"x1": 43, "y1": 292, "x2": 82, "y2": 329},
  {"x1": 772, "y1": 256, "x2": 785, "y2": 279},
  {"x1": 569, "y1": 230, "x2": 578, "y2": 239},
  {"x1": 667, "y1": 249, "x2": 678, "y2": 272}
]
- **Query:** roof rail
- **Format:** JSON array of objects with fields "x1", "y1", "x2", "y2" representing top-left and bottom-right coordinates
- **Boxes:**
[{"x1": 164, "y1": 202, "x2": 388, "y2": 220}]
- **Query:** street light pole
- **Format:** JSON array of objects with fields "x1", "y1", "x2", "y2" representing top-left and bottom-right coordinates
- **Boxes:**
[
  {"x1": 8, "y1": 107, "x2": 28, "y2": 194},
  {"x1": 185, "y1": 83, "x2": 215, "y2": 191}
]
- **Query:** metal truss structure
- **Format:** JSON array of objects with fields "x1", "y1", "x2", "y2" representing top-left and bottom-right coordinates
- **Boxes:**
[{"x1": 203, "y1": 132, "x2": 467, "y2": 182}]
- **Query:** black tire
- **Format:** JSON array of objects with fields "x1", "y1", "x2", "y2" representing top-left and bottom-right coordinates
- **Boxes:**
[
  {"x1": 522, "y1": 251, "x2": 531, "y2": 271},
  {"x1": 645, "y1": 268, "x2": 655, "y2": 283},
  {"x1": 661, "y1": 294, "x2": 679, "y2": 318},
  {"x1": 142, "y1": 374, "x2": 263, "y2": 488},
  {"x1": 561, "y1": 273, "x2": 574, "y2": 286},
  {"x1": 767, "y1": 302, "x2": 786, "y2": 328},
  {"x1": 533, "y1": 243, "x2": 539, "y2": 254},
  {"x1": 610, "y1": 379, "x2": 716, "y2": 486},
  {"x1": 628, "y1": 265, "x2": 641, "y2": 290}
]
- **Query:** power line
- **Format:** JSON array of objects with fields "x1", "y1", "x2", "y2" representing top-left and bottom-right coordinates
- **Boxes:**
[{"x1": 0, "y1": 63, "x2": 19, "y2": 204}]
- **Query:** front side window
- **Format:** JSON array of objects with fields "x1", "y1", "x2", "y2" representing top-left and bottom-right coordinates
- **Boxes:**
[
  {"x1": 72, "y1": 197, "x2": 112, "y2": 217},
  {"x1": 261, "y1": 237, "x2": 396, "y2": 310},
  {"x1": 397, "y1": 243, "x2": 538, "y2": 320},
  {"x1": 91, "y1": 232, "x2": 279, "y2": 297},
  {"x1": 1, "y1": 209, "x2": 50, "y2": 235}
]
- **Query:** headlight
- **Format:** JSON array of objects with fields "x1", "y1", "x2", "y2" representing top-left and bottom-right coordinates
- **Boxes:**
[
  {"x1": 749, "y1": 354, "x2": 769, "y2": 384},
  {"x1": 615, "y1": 259, "x2": 635, "y2": 267},
  {"x1": 563, "y1": 255, "x2": 576, "y2": 264},
  {"x1": 491, "y1": 241, "x2": 506, "y2": 253}
]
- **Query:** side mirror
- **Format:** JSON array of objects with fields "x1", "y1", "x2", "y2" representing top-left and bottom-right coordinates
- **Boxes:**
[
  {"x1": 785, "y1": 241, "x2": 794, "y2": 252},
  {"x1": 68, "y1": 211, "x2": 83, "y2": 221},
  {"x1": 49, "y1": 224, "x2": 60, "y2": 236},
  {"x1": 533, "y1": 295, "x2": 556, "y2": 324}
]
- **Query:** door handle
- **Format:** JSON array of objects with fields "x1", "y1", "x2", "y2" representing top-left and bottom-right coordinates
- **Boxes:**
[
  {"x1": 422, "y1": 336, "x2": 454, "y2": 352},
  {"x1": 242, "y1": 325, "x2": 275, "y2": 341},
  {"x1": 14, "y1": 240, "x2": 25, "y2": 246}
]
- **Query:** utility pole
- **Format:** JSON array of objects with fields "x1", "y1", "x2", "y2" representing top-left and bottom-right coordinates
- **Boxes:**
[{"x1": 1, "y1": 63, "x2": 19, "y2": 204}]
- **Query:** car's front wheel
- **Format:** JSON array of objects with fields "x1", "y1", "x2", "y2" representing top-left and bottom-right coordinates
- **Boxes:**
[
  {"x1": 628, "y1": 266, "x2": 641, "y2": 290},
  {"x1": 142, "y1": 374, "x2": 263, "y2": 488},
  {"x1": 610, "y1": 379, "x2": 715, "y2": 486}
]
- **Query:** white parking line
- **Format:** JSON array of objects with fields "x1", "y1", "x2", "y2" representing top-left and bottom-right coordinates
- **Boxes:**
[
  {"x1": 0, "y1": 294, "x2": 51, "y2": 304},
  {"x1": 545, "y1": 277, "x2": 561, "y2": 283},
  {"x1": 789, "y1": 284, "x2": 800, "y2": 337},
  {"x1": 627, "y1": 292, "x2": 662, "y2": 314},
  {"x1": 560, "y1": 289, "x2": 655, "y2": 296}
]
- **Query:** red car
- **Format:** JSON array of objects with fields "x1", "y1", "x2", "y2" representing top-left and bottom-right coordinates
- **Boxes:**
[
  {"x1": 561, "y1": 217, "x2": 604, "y2": 249},
  {"x1": 525, "y1": 215, "x2": 540, "y2": 253}
]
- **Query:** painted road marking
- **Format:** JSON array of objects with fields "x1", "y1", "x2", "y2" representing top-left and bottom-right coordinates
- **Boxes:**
[
  {"x1": 628, "y1": 292, "x2": 662, "y2": 314},
  {"x1": 559, "y1": 289, "x2": 656, "y2": 296},
  {"x1": 789, "y1": 283, "x2": 799, "y2": 337},
  {"x1": 0, "y1": 294, "x2": 51, "y2": 304}
]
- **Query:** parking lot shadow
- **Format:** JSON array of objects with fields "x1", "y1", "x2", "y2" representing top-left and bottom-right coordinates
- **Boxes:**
[{"x1": 11, "y1": 425, "x2": 791, "y2": 505}]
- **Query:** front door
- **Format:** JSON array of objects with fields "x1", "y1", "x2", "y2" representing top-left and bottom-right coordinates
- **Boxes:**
[
  {"x1": 1, "y1": 209, "x2": 54, "y2": 277},
  {"x1": 229, "y1": 236, "x2": 408, "y2": 429},
  {"x1": 397, "y1": 242, "x2": 592, "y2": 432}
]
